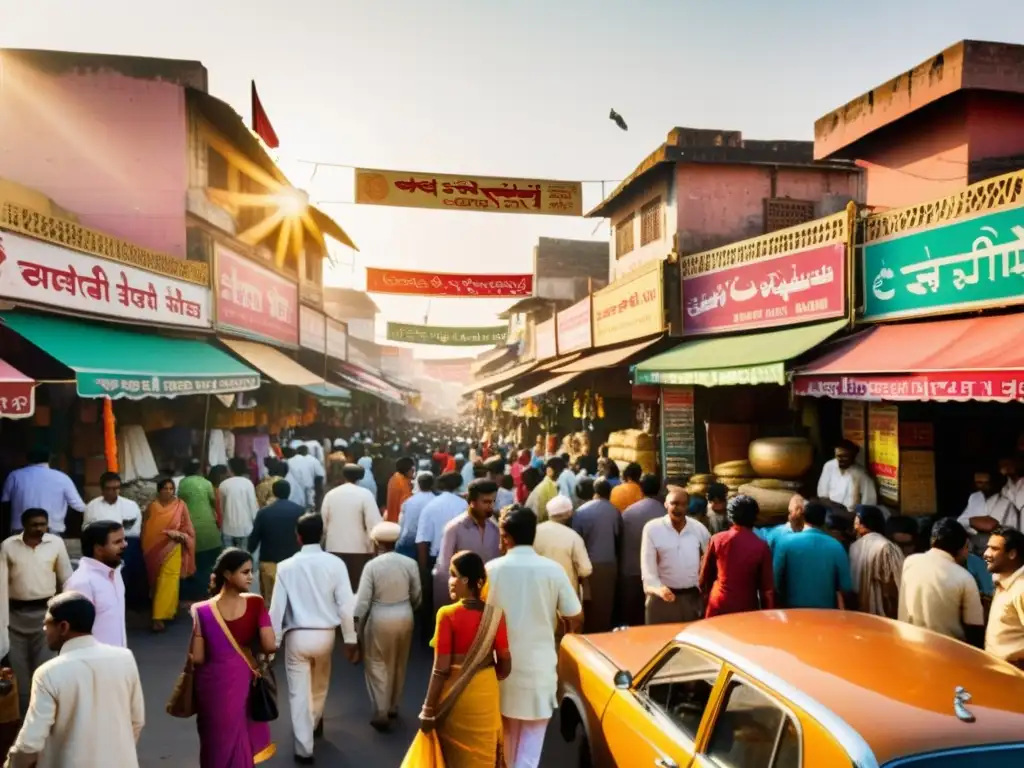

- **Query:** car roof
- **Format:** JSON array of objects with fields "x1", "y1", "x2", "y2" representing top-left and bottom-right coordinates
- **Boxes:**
[{"x1": 677, "y1": 610, "x2": 1024, "y2": 766}]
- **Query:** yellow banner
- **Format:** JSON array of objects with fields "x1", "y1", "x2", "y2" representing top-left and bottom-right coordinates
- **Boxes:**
[
  {"x1": 592, "y1": 259, "x2": 665, "y2": 347},
  {"x1": 354, "y1": 168, "x2": 582, "y2": 217}
]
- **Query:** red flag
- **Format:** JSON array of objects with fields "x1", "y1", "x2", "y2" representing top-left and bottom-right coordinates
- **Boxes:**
[{"x1": 251, "y1": 81, "x2": 280, "y2": 149}]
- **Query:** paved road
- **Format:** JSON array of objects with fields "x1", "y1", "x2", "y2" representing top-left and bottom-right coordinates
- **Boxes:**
[{"x1": 132, "y1": 612, "x2": 579, "y2": 766}]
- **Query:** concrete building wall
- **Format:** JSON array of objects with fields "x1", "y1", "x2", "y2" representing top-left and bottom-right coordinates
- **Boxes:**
[{"x1": 607, "y1": 171, "x2": 674, "y2": 281}]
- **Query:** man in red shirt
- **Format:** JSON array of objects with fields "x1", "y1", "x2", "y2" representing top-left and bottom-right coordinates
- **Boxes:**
[{"x1": 699, "y1": 495, "x2": 776, "y2": 618}]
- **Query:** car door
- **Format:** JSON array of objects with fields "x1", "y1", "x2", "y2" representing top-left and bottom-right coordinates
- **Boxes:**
[
  {"x1": 690, "y1": 670, "x2": 802, "y2": 768},
  {"x1": 602, "y1": 642, "x2": 725, "y2": 768}
]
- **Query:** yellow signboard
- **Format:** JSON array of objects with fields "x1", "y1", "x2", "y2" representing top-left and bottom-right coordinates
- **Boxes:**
[
  {"x1": 592, "y1": 259, "x2": 665, "y2": 347},
  {"x1": 354, "y1": 168, "x2": 582, "y2": 216},
  {"x1": 867, "y1": 403, "x2": 899, "y2": 505}
]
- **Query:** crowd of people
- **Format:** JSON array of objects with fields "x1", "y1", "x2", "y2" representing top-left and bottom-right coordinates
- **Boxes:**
[{"x1": 0, "y1": 424, "x2": 1022, "y2": 766}]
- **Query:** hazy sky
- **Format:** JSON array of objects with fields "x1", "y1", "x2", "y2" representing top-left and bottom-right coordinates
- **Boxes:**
[{"x1": 2, "y1": 1, "x2": 1021, "y2": 357}]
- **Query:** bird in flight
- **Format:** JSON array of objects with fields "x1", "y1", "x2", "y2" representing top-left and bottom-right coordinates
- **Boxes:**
[{"x1": 609, "y1": 109, "x2": 628, "y2": 131}]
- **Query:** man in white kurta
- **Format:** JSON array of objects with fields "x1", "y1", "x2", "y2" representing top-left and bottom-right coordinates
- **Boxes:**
[
  {"x1": 6, "y1": 592, "x2": 144, "y2": 768},
  {"x1": 817, "y1": 440, "x2": 877, "y2": 513},
  {"x1": 486, "y1": 507, "x2": 583, "y2": 768}
]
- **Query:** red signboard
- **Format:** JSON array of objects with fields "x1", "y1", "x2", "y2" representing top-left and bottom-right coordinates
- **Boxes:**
[
  {"x1": 366, "y1": 267, "x2": 533, "y2": 298},
  {"x1": 793, "y1": 372, "x2": 1024, "y2": 403},
  {"x1": 682, "y1": 243, "x2": 846, "y2": 335},
  {"x1": 0, "y1": 358, "x2": 35, "y2": 419},
  {"x1": 215, "y1": 246, "x2": 299, "y2": 347}
]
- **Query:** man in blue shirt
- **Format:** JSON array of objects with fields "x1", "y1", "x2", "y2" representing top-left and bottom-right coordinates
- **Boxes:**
[
  {"x1": 773, "y1": 501, "x2": 853, "y2": 609},
  {"x1": 396, "y1": 472, "x2": 435, "y2": 560}
]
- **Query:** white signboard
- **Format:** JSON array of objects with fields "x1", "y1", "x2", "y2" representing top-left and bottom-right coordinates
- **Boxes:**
[
  {"x1": 300, "y1": 306, "x2": 327, "y2": 354},
  {"x1": 0, "y1": 231, "x2": 210, "y2": 328},
  {"x1": 326, "y1": 318, "x2": 348, "y2": 362}
]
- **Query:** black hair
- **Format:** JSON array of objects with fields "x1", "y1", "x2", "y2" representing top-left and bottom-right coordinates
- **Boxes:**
[
  {"x1": 546, "y1": 456, "x2": 566, "y2": 476},
  {"x1": 727, "y1": 495, "x2": 759, "y2": 528},
  {"x1": 210, "y1": 548, "x2": 253, "y2": 596},
  {"x1": 228, "y1": 456, "x2": 249, "y2": 477},
  {"x1": 472, "y1": 464, "x2": 489, "y2": 480},
  {"x1": 396, "y1": 457, "x2": 415, "y2": 475},
  {"x1": 156, "y1": 476, "x2": 175, "y2": 493},
  {"x1": 21, "y1": 508, "x2": 48, "y2": 526},
  {"x1": 272, "y1": 459, "x2": 290, "y2": 477},
  {"x1": 577, "y1": 477, "x2": 595, "y2": 501},
  {"x1": 500, "y1": 474, "x2": 514, "y2": 491},
  {"x1": 522, "y1": 467, "x2": 542, "y2": 492},
  {"x1": 992, "y1": 526, "x2": 1024, "y2": 561},
  {"x1": 484, "y1": 456, "x2": 506, "y2": 475},
  {"x1": 296, "y1": 444, "x2": 310, "y2": 456},
  {"x1": 296, "y1": 513, "x2": 324, "y2": 545},
  {"x1": 342, "y1": 463, "x2": 365, "y2": 483},
  {"x1": 605, "y1": 461, "x2": 621, "y2": 479},
  {"x1": 272, "y1": 479, "x2": 291, "y2": 500},
  {"x1": 417, "y1": 473, "x2": 435, "y2": 493},
  {"x1": 437, "y1": 472, "x2": 463, "y2": 493},
  {"x1": 803, "y1": 501, "x2": 828, "y2": 528},
  {"x1": 47, "y1": 592, "x2": 95, "y2": 634},
  {"x1": 27, "y1": 446, "x2": 50, "y2": 465},
  {"x1": 99, "y1": 472, "x2": 121, "y2": 488},
  {"x1": 80, "y1": 520, "x2": 123, "y2": 559},
  {"x1": 836, "y1": 439, "x2": 860, "y2": 454},
  {"x1": 886, "y1": 515, "x2": 918, "y2": 538},
  {"x1": 930, "y1": 517, "x2": 968, "y2": 556},
  {"x1": 639, "y1": 473, "x2": 661, "y2": 498},
  {"x1": 500, "y1": 505, "x2": 537, "y2": 547},
  {"x1": 282, "y1": 446, "x2": 296, "y2": 459},
  {"x1": 827, "y1": 513, "x2": 852, "y2": 535},
  {"x1": 593, "y1": 478, "x2": 612, "y2": 500},
  {"x1": 450, "y1": 550, "x2": 487, "y2": 599},
  {"x1": 468, "y1": 478, "x2": 499, "y2": 501},
  {"x1": 185, "y1": 459, "x2": 203, "y2": 477},
  {"x1": 855, "y1": 505, "x2": 887, "y2": 534},
  {"x1": 208, "y1": 464, "x2": 229, "y2": 486},
  {"x1": 623, "y1": 462, "x2": 643, "y2": 483},
  {"x1": 706, "y1": 482, "x2": 729, "y2": 503}
]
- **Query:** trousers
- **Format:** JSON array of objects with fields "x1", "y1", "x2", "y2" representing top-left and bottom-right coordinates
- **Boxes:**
[
  {"x1": 502, "y1": 717, "x2": 549, "y2": 768},
  {"x1": 258, "y1": 562, "x2": 278, "y2": 600},
  {"x1": 285, "y1": 628, "x2": 336, "y2": 758},
  {"x1": 9, "y1": 606, "x2": 52, "y2": 714}
]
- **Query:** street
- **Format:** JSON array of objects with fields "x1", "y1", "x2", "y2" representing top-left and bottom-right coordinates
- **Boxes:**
[{"x1": 132, "y1": 613, "x2": 578, "y2": 767}]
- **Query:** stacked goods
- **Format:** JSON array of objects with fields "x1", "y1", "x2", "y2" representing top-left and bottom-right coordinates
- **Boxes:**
[
  {"x1": 738, "y1": 483, "x2": 797, "y2": 526},
  {"x1": 685, "y1": 473, "x2": 715, "y2": 499},
  {"x1": 608, "y1": 429, "x2": 657, "y2": 475},
  {"x1": 558, "y1": 431, "x2": 592, "y2": 465},
  {"x1": 747, "y1": 478, "x2": 802, "y2": 491},
  {"x1": 713, "y1": 460, "x2": 756, "y2": 498}
]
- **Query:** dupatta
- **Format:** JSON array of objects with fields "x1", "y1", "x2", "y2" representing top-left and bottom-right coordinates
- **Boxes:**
[{"x1": 142, "y1": 497, "x2": 197, "y2": 586}]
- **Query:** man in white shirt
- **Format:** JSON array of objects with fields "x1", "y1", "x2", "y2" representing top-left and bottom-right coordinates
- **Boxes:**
[
  {"x1": 287, "y1": 445, "x2": 325, "y2": 511},
  {"x1": 218, "y1": 457, "x2": 262, "y2": 595},
  {"x1": 84, "y1": 472, "x2": 144, "y2": 607},
  {"x1": 817, "y1": 439, "x2": 878, "y2": 513},
  {"x1": 1, "y1": 447, "x2": 86, "y2": 537},
  {"x1": 484, "y1": 457, "x2": 516, "y2": 511},
  {"x1": 321, "y1": 463, "x2": 382, "y2": 590},
  {"x1": 640, "y1": 487, "x2": 710, "y2": 625},
  {"x1": 898, "y1": 518, "x2": 985, "y2": 646},
  {"x1": 533, "y1": 495, "x2": 592, "y2": 598},
  {"x1": 6, "y1": 592, "x2": 144, "y2": 768},
  {"x1": 269, "y1": 514, "x2": 358, "y2": 764},
  {"x1": 63, "y1": 521, "x2": 127, "y2": 647},
  {"x1": 999, "y1": 454, "x2": 1024, "y2": 517},
  {"x1": 1, "y1": 509, "x2": 73, "y2": 714},
  {"x1": 487, "y1": 506, "x2": 582, "y2": 768},
  {"x1": 958, "y1": 468, "x2": 1018, "y2": 555}
]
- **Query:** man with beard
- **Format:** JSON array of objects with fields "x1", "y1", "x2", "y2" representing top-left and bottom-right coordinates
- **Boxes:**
[
  {"x1": 817, "y1": 439, "x2": 877, "y2": 514},
  {"x1": 984, "y1": 526, "x2": 1024, "y2": 669},
  {"x1": 63, "y1": 521, "x2": 128, "y2": 647}
]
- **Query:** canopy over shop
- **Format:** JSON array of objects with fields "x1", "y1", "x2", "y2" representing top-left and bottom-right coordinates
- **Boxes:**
[{"x1": 0, "y1": 358, "x2": 36, "y2": 419}]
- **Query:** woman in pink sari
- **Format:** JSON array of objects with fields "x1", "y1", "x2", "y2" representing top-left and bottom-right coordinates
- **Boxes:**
[
  {"x1": 189, "y1": 548, "x2": 278, "y2": 767},
  {"x1": 143, "y1": 477, "x2": 196, "y2": 632},
  {"x1": 511, "y1": 449, "x2": 531, "y2": 504}
]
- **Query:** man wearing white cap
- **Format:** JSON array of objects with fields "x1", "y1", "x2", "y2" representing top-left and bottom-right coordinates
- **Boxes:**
[
  {"x1": 355, "y1": 521, "x2": 421, "y2": 729},
  {"x1": 534, "y1": 495, "x2": 593, "y2": 640}
]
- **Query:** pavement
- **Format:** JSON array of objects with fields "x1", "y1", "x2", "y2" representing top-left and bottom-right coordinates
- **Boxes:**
[{"x1": 132, "y1": 611, "x2": 578, "y2": 766}]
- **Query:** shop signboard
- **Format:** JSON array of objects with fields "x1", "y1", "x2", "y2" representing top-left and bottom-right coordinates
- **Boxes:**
[
  {"x1": 81, "y1": 372, "x2": 261, "y2": 399},
  {"x1": 326, "y1": 318, "x2": 348, "y2": 362},
  {"x1": 592, "y1": 259, "x2": 664, "y2": 347},
  {"x1": 385, "y1": 321, "x2": 507, "y2": 346},
  {"x1": 0, "y1": 231, "x2": 210, "y2": 328},
  {"x1": 661, "y1": 386, "x2": 696, "y2": 481},
  {"x1": 366, "y1": 267, "x2": 533, "y2": 298},
  {"x1": 867, "y1": 403, "x2": 899, "y2": 504},
  {"x1": 863, "y1": 202, "x2": 1024, "y2": 321},
  {"x1": 794, "y1": 371, "x2": 1024, "y2": 403},
  {"x1": 534, "y1": 318, "x2": 557, "y2": 360},
  {"x1": 299, "y1": 306, "x2": 327, "y2": 354},
  {"x1": 682, "y1": 243, "x2": 846, "y2": 335},
  {"x1": 556, "y1": 297, "x2": 592, "y2": 354},
  {"x1": 841, "y1": 401, "x2": 866, "y2": 467},
  {"x1": 215, "y1": 245, "x2": 299, "y2": 348}
]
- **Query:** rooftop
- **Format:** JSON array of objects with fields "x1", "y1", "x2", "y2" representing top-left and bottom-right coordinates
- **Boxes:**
[
  {"x1": 588, "y1": 127, "x2": 857, "y2": 218},
  {"x1": 814, "y1": 39, "x2": 1024, "y2": 160},
  {"x1": 323, "y1": 287, "x2": 380, "y2": 317}
]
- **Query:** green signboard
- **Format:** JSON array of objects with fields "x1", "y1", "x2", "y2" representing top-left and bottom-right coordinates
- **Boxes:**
[
  {"x1": 386, "y1": 321, "x2": 507, "y2": 346},
  {"x1": 78, "y1": 373, "x2": 262, "y2": 399},
  {"x1": 863, "y1": 204, "x2": 1024, "y2": 321}
]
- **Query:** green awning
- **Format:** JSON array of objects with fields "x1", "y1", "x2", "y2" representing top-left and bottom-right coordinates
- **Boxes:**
[
  {"x1": 301, "y1": 382, "x2": 352, "y2": 405},
  {"x1": 633, "y1": 319, "x2": 848, "y2": 387},
  {"x1": 1, "y1": 312, "x2": 261, "y2": 399}
]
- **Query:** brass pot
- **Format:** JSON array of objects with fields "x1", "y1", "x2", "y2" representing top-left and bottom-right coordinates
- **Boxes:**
[{"x1": 748, "y1": 437, "x2": 814, "y2": 480}]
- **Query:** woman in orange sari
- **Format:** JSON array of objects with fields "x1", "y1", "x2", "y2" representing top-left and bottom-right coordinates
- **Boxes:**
[
  {"x1": 143, "y1": 477, "x2": 196, "y2": 632},
  {"x1": 405, "y1": 550, "x2": 511, "y2": 768}
]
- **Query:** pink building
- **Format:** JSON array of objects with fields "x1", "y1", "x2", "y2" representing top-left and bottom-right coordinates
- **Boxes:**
[
  {"x1": 814, "y1": 40, "x2": 1024, "y2": 210},
  {"x1": 588, "y1": 127, "x2": 862, "y2": 281}
]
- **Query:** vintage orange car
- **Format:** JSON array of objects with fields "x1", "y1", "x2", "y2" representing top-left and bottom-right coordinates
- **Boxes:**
[{"x1": 557, "y1": 610, "x2": 1024, "y2": 767}]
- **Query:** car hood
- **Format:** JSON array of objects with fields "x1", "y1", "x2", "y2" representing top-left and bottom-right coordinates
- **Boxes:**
[{"x1": 581, "y1": 624, "x2": 684, "y2": 675}]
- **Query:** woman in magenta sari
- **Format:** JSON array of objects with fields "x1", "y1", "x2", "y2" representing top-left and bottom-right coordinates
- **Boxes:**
[{"x1": 189, "y1": 548, "x2": 278, "y2": 767}]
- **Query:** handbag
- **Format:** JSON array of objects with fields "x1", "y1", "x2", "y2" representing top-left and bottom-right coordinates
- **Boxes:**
[
  {"x1": 209, "y1": 597, "x2": 280, "y2": 723},
  {"x1": 166, "y1": 610, "x2": 198, "y2": 718}
]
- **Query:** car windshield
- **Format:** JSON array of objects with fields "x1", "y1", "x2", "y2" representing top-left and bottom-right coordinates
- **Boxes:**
[{"x1": 886, "y1": 745, "x2": 1024, "y2": 767}]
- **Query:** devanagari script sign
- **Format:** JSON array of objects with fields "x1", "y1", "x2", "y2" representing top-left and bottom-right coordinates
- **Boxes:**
[
  {"x1": 355, "y1": 168, "x2": 582, "y2": 216},
  {"x1": 863, "y1": 203, "x2": 1024, "y2": 321},
  {"x1": 366, "y1": 267, "x2": 533, "y2": 298},
  {"x1": 386, "y1": 322, "x2": 508, "y2": 346},
  {"x1": 0, "y1": 231, "x2": 210, "y2": 328},
  {"x1": 215, "y1": 246, "x2": 299, "y2": 347}
]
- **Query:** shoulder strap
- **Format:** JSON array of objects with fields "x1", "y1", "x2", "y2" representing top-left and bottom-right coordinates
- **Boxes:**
[
  {"x1": 208, "y1": 598, "x2": 258, "y2": 677},
  {"x1": 435, "y1": 601, "x2": 504, "y2": 725}
]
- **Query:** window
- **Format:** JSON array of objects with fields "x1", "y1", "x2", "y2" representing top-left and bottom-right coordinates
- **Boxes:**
[
  {"x1": 763, "y1": 198, "x2": 815, "y2": 234},
  {"x1": 615, "y1": 213, "x2": 635, "y2": 258},
  {"x1": 705, "y1": 678, "x2": 799, "y2": 768},
  {"x1": 640, "y1": 197, "x2": 662, "y2": 246},
  {"x1": 639, "y1": 644, "x2": 721, "y2": 741}
]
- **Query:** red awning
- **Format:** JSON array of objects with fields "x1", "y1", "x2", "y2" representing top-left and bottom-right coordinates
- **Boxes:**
[
  {"x1": 334, "y1": 362, "x2": 404, "y2": 404},
  {"x1": 0, "y1": 358, "x2": 37, "y2": 419},
  {"x1": 792, "y1": 313, "x2": 1024, "y2": 402}
]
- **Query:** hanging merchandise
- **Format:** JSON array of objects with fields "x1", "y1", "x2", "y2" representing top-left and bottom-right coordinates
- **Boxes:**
[
  {"x1": 118, "y1": 425, "x2": 159, "y2": 483},
  {"x1": 103, "y1": 398, "x2": 118, "y2": 473}
]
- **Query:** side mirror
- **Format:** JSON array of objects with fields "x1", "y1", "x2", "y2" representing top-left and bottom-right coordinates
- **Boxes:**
[{"x1": 613, "y1": 670, "x2": 633, "y2": 690}]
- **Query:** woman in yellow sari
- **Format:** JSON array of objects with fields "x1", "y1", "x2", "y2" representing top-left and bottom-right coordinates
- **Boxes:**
[
  {"x1": 404, "y1": 550, "x2": 511, "y2": 768},
  {"x1": 143, "y1": 477, "x2": 196, "y2": 632}
]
